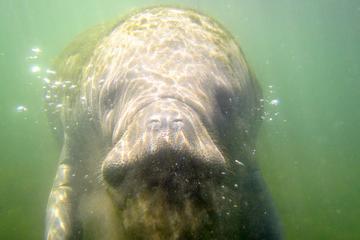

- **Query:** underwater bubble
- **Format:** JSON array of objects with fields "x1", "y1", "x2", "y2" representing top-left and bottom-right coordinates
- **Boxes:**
[
  {"x1": 234, "y1": 184, "x2": 238, "y2": 188},
  {"x1": 234, "y1": 159, "x2": 245, "y2": 167},
  {"x1": 30, "y1": 65, "x2": 41, "y2": 73},
  {"x1": 43, "y1": 77, "x2": 50, "y2": 84},
  {"x1": 31, "y1": 47, "x2": 41, "y2": 53},
  {"x1": 55, "y1": 104, "x2": 63, "y2": 109},
  {"x1": 221, "y1": 171, "x2": 226, "y2": 175},
  {"x1": 233, "y1": 204, "x2": 238, "y2": 208},
  {"x1": 26, "y1": 55, "x2": 38, "y2": 60},
  {"x1": 270, "y1": 99, "x2": 280, "y2": 106},
  {"x1": 46, "y1": 69, "x2": 56, "y2": 75},
  {"x1": 222, "y1": 196, "x2": 226, "y2": 200},
  {"x1": 16, "y1": 105, "x2": 28, "y2": 112}
]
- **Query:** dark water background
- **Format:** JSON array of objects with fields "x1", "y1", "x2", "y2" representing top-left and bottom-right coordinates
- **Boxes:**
[{"x1": 0, "y1": 0, "x2": 359, "y2": 239}]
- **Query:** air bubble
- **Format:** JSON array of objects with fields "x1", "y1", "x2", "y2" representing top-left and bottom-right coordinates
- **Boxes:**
[
  {"x1": 270, "y1": 99, "x2": 280, "y2": 106},
  {"x1": 31, "y1": 47, "x2": 41, "y2": 53},
  {"x1": 16, "y1": 105, "x2": 28, "y2": 112},
  {"x1": 46, "y1": 69, "x2": 56, "y2": 75},
  {"x1": 234, "y1": 160, "x2": 245, "y2": 167},
  {"x1": 30, "y1": 65, "x2": 41, "y2": 73}
]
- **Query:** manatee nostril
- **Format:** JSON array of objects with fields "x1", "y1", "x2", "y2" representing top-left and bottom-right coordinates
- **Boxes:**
[
  {"x1": 102, "y1": 163, "x2": 125, "y2": 187},
  {"x1": 171, "y1": 118, "x2": 184, "y2": 130},
  {"x1": 147, "y1": 118, "x2": 161, "y2": 130},
  {"x1": 147, "y1": 115, "x2": 185, "y2": 131},
  {"x1": 173, "y1": 118, "x2": 183, "y2": 123}
]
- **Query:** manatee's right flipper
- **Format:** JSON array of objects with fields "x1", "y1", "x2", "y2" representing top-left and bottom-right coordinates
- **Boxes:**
[{"x1": 45, "y1": 139, "x2": 80, "y2": 240}]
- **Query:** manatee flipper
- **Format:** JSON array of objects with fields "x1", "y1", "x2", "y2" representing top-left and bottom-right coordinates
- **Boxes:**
[{"x1": 45, "y1": 139, "x2": 79, "y2": 240}]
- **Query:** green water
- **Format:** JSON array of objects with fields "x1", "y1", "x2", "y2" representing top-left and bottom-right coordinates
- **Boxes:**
[{"x1": 0, "y1": 0, "x2": 359, "y2": 239}]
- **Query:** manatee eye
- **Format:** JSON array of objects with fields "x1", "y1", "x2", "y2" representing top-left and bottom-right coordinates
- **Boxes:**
[
  {"x1": 103, "y1": 88, "x2": 117, "y2": 110},
  {"x1": 215, "y1": 87, "x2": 233, "y2": 118}
]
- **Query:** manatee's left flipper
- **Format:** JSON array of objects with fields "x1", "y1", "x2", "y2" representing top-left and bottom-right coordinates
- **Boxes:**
[
  {"x1": 45, "y1": 138, "x2": 81, "y2": 240},
  {"x1": 45, "y1": 163, "x2": 75, "y2": 240}
]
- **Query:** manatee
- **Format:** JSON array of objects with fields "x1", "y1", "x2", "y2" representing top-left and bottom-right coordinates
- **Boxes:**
[{"x1": 45, "y1": 6, "x2": 281, "y2": 240}]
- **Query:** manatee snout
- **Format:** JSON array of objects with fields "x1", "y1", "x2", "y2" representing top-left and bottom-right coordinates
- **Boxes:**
[{"x1": 102, "y1": 99, "x2": 226, "y2": 192}]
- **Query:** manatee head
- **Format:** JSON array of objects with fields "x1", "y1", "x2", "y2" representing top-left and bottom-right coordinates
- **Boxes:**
[{"x1": 101, "y1": 97, "x2": 227, "y2": 200}]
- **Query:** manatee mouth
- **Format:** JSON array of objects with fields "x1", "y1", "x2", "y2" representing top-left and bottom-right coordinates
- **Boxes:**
[
  {"x1": 103, "y1": 146, "x2": 226, "y2": 190},
  {"x1": 102, "y1": 145, "x2": 228, "y2": 211}
]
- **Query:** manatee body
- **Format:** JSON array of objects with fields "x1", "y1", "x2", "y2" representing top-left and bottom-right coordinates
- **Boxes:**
[{"x1": 45, "y1": 7, "x2": 281, "y2": 240}]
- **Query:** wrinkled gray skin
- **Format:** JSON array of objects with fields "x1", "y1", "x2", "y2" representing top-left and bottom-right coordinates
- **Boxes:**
[{"x1": 45, "y1": 7, "x2": 282, "y2": 240}]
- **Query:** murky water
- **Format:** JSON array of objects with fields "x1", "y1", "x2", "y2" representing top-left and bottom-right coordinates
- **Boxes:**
[{"x1": 0, "y1": 0, "x2": 359, "y2": 239}]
